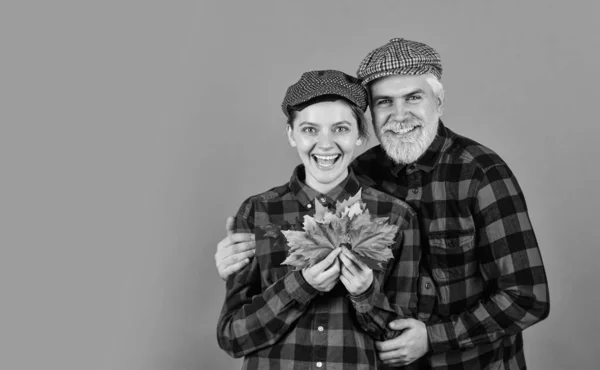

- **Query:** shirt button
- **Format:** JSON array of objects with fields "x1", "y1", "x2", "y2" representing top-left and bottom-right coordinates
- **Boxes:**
[
  {"x1": 320, "y1": 197, "x2": 326, "y2": 203},
  {"x1": 318, "y1": 326, "x2": 324, "y2": 332},
  {"x1": 307, "y1": 203, "x2": 312, "y2": 209},
  {"x1": 316, "y1": 362, "x2": 323, "y2": 368},
  {"x1": 412, "y1": 188, "x2": 419, "y2": 194},
  {"x1": 425, "y1": 283, "x2": 431, "y2": 289}
]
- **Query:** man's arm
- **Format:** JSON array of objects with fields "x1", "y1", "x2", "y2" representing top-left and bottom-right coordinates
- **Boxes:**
[
  {"x1": 424, "y1": 164, "x2": 549, "y2": 352},
  {"x1": 215, "y1": 216, "x2": 256, "y2": 280},
  {"x1": 376, "y1": 164, "x2": 549, "y2": 366}
]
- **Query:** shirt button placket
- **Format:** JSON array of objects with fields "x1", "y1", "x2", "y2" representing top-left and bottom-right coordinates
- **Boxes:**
[
  {"x1": 418, "y1": 276, "x2": 435, "y2": 322},
  {"x1": 315, "y1": 317, "x2": 327, "y2": 368},
  {"x1": 408, "y1": 169, "x2": 422, "y2": 199}
]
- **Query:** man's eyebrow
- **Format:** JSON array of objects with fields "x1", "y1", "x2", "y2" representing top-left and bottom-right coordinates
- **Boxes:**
[
  {"x1": 372, "y1": 88, "x2": 426, "y2": 100},
  {"x1": 403, "y1": 88, "x2": 426, "y2": 97}
]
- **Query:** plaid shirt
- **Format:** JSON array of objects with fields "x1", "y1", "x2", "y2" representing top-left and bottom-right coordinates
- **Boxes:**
[
  {"x1": 352, "y1": 122, "x2": 550, "y2": 370},
  {"x1": 217, "y1": 166, "x2": 421, "y2": 370}
]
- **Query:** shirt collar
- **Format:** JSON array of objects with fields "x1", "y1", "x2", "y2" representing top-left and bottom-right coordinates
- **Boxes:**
[{"x1": 289, "y1": 165, "x2": 362, "y2": 208}]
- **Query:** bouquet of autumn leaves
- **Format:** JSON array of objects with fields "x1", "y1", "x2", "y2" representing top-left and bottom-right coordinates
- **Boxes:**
[{"x1": 266, "y1": 189, "x2": 399, "y2": 271}]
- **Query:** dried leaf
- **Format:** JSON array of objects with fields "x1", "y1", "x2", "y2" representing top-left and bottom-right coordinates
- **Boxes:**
[
  {"x1": 261, "y1": 223, "x2": 282, "y2": 239},
  {"x1": 314, "y1": 201, "x2": 329, "y2": 222},
  {"x1": 348, "y1": 211, "x2": 398, "y2": 270},
  {"x1": 281, "y1": 229, "x2": 335, "y2": 270},
  {"x1": 279, "y1": 188, "x2": 397, "y2": 271},
  {"x1": 335, "y1": 189, "x2": 362, "y2": 215}
]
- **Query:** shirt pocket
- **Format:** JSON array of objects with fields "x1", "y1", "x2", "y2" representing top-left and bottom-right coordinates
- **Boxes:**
[{"x1": 428, "y1": 231, "x2": 477, "y2": 283}]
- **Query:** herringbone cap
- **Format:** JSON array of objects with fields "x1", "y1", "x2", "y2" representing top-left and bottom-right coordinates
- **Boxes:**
[{"x1": 356, "y1": 38, "x2": 442, "y2": 86}]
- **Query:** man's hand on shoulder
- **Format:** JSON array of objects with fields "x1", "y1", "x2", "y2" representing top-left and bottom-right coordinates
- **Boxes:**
[
  {"x1": 375, "y1": 318, "x2": 430, "y2": 366},
  {"x1": 215, "y1": 217, "x2": 256, "y2": 280}
]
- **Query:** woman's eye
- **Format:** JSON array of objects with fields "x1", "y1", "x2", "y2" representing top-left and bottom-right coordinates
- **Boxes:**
[
  {"x1": 302, "y1": 127, "x2": 316, "y2": 134},
  {"x1": 334, "y1": 126, "x2": 350, "y2": 133}
]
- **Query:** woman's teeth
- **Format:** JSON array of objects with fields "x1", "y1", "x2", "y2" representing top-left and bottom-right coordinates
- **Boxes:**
[{"x1": 313, "y1": 154, "x2": 340, "y2": 168}]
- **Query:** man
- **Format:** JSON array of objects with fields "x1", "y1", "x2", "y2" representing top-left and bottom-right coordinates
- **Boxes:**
[{"x1": 215, "y1": 38, "x2": 549, "y2": 369}]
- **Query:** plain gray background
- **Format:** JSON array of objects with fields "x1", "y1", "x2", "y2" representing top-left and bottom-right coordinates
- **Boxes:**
[{"x1": 2, "y1": 1, "x2": 599, "y2": 369}]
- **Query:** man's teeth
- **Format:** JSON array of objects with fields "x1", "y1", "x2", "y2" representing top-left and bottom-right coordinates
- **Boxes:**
[{"x1": 390, "y1": 127, "x2": 416, "y2": 134}]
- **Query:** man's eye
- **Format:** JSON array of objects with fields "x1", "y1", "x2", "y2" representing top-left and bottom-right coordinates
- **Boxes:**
[
  {"x1": 376, "y1": 99, "x2": 392, "y2": 107},
  {"x1": 407, "y1": 95, "x2": 422, "y2": 102}
]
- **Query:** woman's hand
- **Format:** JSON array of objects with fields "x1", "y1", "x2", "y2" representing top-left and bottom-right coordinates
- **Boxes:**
[
  {"x1": 339, "y1": 246, "x2": 373, "y2": 296},
  {"x1": 302, "y1": 248, "x2": 341, "y2": 292}
]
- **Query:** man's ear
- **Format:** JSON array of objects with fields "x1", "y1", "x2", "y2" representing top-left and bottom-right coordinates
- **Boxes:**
[
  {"x1": 436, "y1": 91, "x2": 445, "y2": 116},
  {"x1": 286, "y1": 124, "x2": 296, "y2": 147}
]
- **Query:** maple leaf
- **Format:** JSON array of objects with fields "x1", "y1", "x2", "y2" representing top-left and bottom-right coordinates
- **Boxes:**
[
  {"x1": 335, "y1": 189, "x2": 362, "y2": 216},
  {"x1": 261, "y1": 223, "x2": 282, "y2": 239},
  {"x1": 320, "y1": 215, "x2": 350, "y2": 249},
  {"x1": 347, "y1": 209, "x2": 398, "y2": 270},
  {"x1": 279, "y1": 188, "x2": 398, "y2": 271},
  {"x1": 281, "y1": 229, "x2": 336, "y2": 270},
  {"x1": 313, "y1": 201, "x2": 329, "y2": 222},
  {"x1": 344, "y1": 201, "x2": 364, "y2": 219}
]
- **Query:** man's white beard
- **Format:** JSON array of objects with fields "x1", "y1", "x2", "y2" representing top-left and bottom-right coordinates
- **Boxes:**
[{"x1": 376, "y1": 118, "x2": 439, "y2": 165}]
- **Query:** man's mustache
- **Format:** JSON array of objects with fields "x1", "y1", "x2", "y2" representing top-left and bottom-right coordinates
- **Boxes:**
[{"x1": 382, "y1": 117, "x2": 423, "y2": 132}]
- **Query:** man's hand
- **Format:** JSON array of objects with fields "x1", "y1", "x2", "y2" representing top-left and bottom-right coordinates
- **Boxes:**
[
  {"x1": 375, "y1": 318, "x2": 430, "y2": 366},
  {"x1": 339, "y1": 246, "x2": 373, "y2": 296},
  {"x1": 215, "y1": 217, "x2": 256, "y2": 280},
  {"x1": 302, "y1": 248, "x2": 342, "y2": 292}
]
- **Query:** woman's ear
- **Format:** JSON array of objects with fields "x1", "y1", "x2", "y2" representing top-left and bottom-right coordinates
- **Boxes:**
[{"x1": 286, "y1": 124, "x2": 296, "y2": 147}]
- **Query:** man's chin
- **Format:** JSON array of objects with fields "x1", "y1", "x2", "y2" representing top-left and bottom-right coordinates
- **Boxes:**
[{"x1": 380, "y1": 141, "x2": 425, "y2": 164}]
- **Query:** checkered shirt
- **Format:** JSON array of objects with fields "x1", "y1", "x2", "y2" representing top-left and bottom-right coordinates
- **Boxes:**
[
  {"x1": 352, "y1": 122, "x2": 550, "y2": 370},
  {"x1": 217, "y1": 166, "x2": 421, "y2": 370}
]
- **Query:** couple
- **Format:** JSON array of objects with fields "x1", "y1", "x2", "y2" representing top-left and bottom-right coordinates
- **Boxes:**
[{"x1": 215, "y1": 38, "x2": 549, "y2": 369}]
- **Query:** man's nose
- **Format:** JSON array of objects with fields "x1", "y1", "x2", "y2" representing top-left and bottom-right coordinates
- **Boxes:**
[{"x1": 392, "y1": 102, "x2": 406, "y2": 120}]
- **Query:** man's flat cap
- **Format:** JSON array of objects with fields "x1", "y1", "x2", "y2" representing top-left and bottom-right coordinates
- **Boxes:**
[{"x1": 356, "y1": 38, "x2": 442, "y2": 86}]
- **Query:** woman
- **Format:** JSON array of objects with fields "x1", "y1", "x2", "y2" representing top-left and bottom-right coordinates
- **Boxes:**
[{"x1": 216, "y1": 70, "x2": 420, "y2": 370}]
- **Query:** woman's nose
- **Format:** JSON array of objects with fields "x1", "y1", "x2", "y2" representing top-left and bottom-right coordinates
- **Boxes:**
[{"x1": 316, "y1": 131, "x2": 334, "y2": 149}]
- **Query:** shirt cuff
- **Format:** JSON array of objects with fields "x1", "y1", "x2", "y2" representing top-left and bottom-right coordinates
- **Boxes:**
[
  {"x1": 347, "y1": 278, "x2": 378, "y2": 313},
  {"x1": 283, "y1": 270, "x2": 318, "y2": 304},
  {"x1": 426, "y1": 321, "x2": 457, "y2": 353}
]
